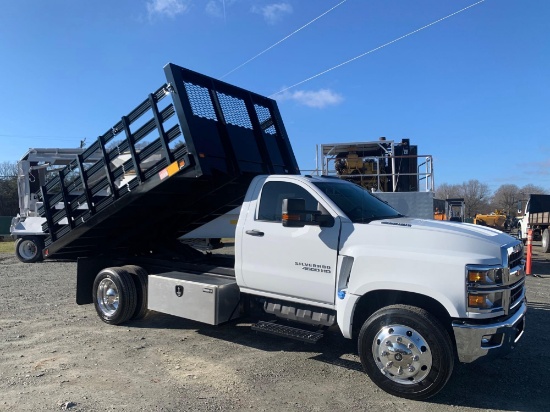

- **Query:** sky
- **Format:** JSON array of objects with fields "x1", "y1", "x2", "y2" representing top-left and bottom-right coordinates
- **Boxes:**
[{"x1": 0, "y1": 0, "x2": 548, "y2": 193}]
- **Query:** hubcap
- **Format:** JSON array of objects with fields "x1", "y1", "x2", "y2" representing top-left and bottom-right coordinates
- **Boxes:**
[
  {"x1": 97, "y1": 278, "x2": 119, "y2": 316},
  {"x1": 19, "y1": 240, "x2": 38, "y2": 260},
  {"x1": 372, "y1": 325, "x2": 432, "y2": 384}
]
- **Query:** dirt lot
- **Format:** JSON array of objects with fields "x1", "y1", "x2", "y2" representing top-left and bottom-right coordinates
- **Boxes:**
[{"x1": 1, "y1": 243, "x2": 549, "y2": 412}]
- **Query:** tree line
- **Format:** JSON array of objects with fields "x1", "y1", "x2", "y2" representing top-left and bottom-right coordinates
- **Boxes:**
[
  {"x1": 0, "y1": 161, "x2": 18, "y2": 216},
  {"x1": 435, "y1": 180, "x2": 547, "y2": 218}
]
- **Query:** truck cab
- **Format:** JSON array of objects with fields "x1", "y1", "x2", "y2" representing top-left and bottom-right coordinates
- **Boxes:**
[{"x1": 234, "y1": 174, "x2": 526, "y2": 398}]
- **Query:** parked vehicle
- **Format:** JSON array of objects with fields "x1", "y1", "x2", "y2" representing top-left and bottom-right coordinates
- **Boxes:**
[
  {"x1": 474, "y1": 210, "x2": 509, "y2": 231},
  {"x1": 518, "y1": 194, "x2": 550, "y2": 252},
  {"x1": 21, "y1": 64, "x2": 527, "y2": 400},
  {"x1": 10, "y1": 148, "x2": 98, "y2": 262}
]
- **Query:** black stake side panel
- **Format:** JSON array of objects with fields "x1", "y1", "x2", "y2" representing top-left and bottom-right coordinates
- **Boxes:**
[
  {"x1": 164, "y1": 63, "x2": 300, "y2": 177},
  {"x1": 41, "y1": 63, "x2": 300, "y2": 260}
]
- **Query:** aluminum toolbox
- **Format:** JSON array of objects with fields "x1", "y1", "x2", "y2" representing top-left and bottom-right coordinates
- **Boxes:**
[{"x1": 148, "y1": 271, "x2": 240, "y2": 325}]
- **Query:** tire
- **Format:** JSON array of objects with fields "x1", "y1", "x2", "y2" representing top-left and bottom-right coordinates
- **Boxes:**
[
  {"x1": 93, "y1": 267, "x2": 137, "y2": 325},
  {"x1": 121, "y1": 265, "x2": 149, "y2": 320},
  {"x1": 518, "y1": 229, "x2": 525, "y2": 243},
  {"x1": 542, "y1": 229, "x2": 550, "y2": 253},
  {"x1": 15, "y1": 236, "x2": 44, "y2": 263},
  {"x1": 358, "y1": 305, "x2": 454, "y2": 400}
]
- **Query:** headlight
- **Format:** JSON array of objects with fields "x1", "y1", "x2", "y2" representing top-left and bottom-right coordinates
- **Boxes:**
[
  {"x1": 468, "y1": 292, "x2": 503, "y2": 310},
  {"x1": 466, "y1": 265, "x2": 508, "y2": 316},
  {"x1": 467, "y1": 268, "x2": 504, "y2": 286}
]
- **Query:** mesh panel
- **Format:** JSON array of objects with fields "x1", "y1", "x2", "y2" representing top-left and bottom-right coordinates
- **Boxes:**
[
  {"x1": 217, "y1": 92, "x2": 253, "y2": 129},
  {"x1": 254, "y1": 104, "x2": 276, "y2": 135},
  {"x1": 184, "y1": 82, "x2": 218, "y2": 121},
  {"x1": 264, "y1": 125, "x2": 276, "y2": 135}
]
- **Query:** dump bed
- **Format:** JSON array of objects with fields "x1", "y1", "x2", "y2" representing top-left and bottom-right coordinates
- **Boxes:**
[
  {"x1": 528, "y1": 194, "x2": 550, "y2": 225},
  {"x1": 39, "y1": 63, "x2": 299, "y2": 259}
]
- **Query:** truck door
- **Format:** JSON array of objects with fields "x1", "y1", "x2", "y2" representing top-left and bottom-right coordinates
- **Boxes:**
[{"x1": 239, "y1": 180, "x2": 340, "y2": 305}]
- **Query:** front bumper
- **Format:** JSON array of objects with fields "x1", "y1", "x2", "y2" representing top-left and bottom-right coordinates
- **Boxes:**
[{"x1": 452, "y1": 300, "x2": 526, "y2": 363}]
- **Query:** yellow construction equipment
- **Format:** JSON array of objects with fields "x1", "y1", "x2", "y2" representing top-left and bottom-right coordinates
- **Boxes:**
[{"x1": 474, "y1": 210, "x2": 509, "y2": 231}]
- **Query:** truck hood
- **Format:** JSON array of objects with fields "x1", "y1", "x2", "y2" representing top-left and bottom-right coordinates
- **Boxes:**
[
  {"x1": 374, "y1": 217, "x2": 509, "y2": 242},
  {"x1": 340, "y1": 216, "x2": 519, "y2": 267}
]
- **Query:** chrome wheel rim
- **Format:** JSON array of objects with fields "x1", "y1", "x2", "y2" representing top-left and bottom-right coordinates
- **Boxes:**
[
  {"x1": 372, "y1": 324, "x2": 432, "y2": 384},
  {"x1": 97, "y1": 278, "x2": 119, "y2": 316},
  {"x1": 18, "y1": 240, "x2": 38, "y2": 260}
]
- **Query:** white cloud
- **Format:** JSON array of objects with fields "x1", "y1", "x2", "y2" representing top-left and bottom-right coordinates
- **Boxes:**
[
  {"x1": 252, "y1": 2, "x2": 292, "y2": 24},
  {"x1": 276, "y1": 89, "x2": 344, "y2": 108},
  {"x1": 206, "y1": 0, "x2": 240, "y2": 19},
  {"x1": 147, "y1": 0, "x2": 190, "y2": 18},
  {"x1": 205, "y1": 1, "x2": 223, "y2": 18}
]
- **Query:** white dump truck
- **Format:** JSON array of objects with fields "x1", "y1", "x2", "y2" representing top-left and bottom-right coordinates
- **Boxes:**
[
  {"x1": 518, "y1": 194, "x2": 550, "y2": 252},
  {"x1": 30, "y1": 63, "x2": 525, "y2": 400}
]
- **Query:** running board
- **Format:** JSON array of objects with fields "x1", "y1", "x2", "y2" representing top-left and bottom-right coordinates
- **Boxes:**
[{"x1": 251, "y1": 321, "x2": 324, "y2": 343}]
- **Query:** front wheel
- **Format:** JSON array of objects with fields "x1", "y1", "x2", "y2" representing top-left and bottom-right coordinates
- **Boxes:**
[
  {"x1": 358, "y1": 305, "x2": 454, "y2": 400},
  {"x1": 15, "y1": 236, "x2": 44, "y2": 263},
  {"x1": 542, "y1": 229, "x2": 550, "y2": 253}
]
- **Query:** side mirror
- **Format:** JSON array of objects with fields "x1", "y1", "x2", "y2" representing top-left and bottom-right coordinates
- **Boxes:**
[
  {"x1": 282, "y1": 198, "x2": 306, "y2": 227},
  {"x1": 282, "y1": 198, "x2": 334, "y2": 228}
]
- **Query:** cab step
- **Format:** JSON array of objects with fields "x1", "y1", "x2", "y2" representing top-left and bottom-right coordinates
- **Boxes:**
[{"x1": 251, "y1": 321, "x2": 324, "y2": 343}]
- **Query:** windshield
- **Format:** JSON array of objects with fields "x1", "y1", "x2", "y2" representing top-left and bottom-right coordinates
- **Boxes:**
[{"x1": 313, "y1": 181, "x2": 402, "y2": 223}]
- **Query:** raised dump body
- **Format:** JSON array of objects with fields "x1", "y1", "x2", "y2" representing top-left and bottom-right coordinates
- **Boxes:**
[{"x1": 39, "y1": 63, "x2": 299, "y2": 259}]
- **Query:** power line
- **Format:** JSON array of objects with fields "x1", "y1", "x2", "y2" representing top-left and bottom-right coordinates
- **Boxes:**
[
  {"x1": 221, "y1": 0, "x2": 348, "y2": 79},
  {"x1": 270, "y1": 0, "x2": 486, "y2": 97}
]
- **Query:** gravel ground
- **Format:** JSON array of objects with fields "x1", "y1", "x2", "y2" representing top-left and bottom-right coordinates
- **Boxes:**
[{"x1": 1, "y1": 243, "x2": 549, "y2": 412}]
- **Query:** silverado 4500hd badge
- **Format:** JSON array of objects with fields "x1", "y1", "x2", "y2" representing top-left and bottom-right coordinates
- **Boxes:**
[{"x1": 295, "y1": 262, "x2": 332, "y2": 273}]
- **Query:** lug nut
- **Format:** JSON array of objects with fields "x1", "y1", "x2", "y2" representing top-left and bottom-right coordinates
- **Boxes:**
[
  {"x1": 412, "y1": 355, "x2": 419, "y2": 361},
  {"x1": 408, "y1": 343, "x2": 414, "y2": 349},
  {"x1": 408, "y1": 365, "x2": 415, "y2": 372},
  {"x1": 385, "y1": 340, "x2": 392, "y2": 346},
  {"x1": 396, "y1": 337, "x2": 402, "y2": 343},
  {"x1": 397, "y1": 366, "x2": 403, "y2": 375},
  {"x1": 381, "y1": 351, "x2": 389, "y2": 357},
  {"x1": 386, "y1": 361, "x2": 393, "y2": 368}
]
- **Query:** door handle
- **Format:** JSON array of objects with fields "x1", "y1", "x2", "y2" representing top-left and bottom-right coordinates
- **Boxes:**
[{"x1": 246, "y1": 229, "x2": 264, "y2": 237}]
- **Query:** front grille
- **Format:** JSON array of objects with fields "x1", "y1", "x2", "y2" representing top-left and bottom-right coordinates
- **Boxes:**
[
  {"x1": 505, "y1": 242, "x2": 525, "y2": 314},
  {"x1": 508, "y1": 247, "x2": 523, "y2": 269},
  {"x1": 510, "y1": 280, "x2": 525, "y2": 309}
]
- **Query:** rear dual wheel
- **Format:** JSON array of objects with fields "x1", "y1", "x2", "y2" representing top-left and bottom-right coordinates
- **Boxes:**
[
  {"x1": 358, "y1": 305, "x2": 454, "y2": 400},
  {"x1": 121, "y1": 265, "x2": 149, "y2": 320},
  {"x1": 93, "y1": 266, "x2": 148, "y2": 325}
]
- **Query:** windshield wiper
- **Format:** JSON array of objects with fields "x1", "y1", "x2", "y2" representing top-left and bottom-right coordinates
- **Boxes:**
[{"x1": 359, "y1": 214, "x2": 403, "y2": 223}]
